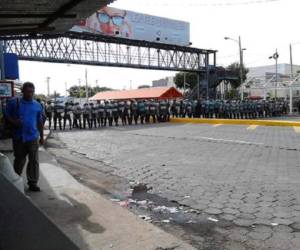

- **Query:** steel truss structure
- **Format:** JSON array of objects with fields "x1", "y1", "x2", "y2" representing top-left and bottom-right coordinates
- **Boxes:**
[{"x1": 3, "y1": 32, "x2": 217, "y2": 73}]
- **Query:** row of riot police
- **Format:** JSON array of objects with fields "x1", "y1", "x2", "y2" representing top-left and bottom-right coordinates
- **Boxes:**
[
  {"x1": 44, "y1": 99, "x2": 289, "y2": 130},
  {"x1": 170, "y1": 99, "x2": 289, "y2": 119},
  {"x1": 45, "y1": 100, "x2": 173, "y2": 130}
]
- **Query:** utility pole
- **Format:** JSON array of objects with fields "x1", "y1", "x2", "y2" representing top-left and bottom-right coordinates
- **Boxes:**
[
  {"x1": 239, "y1": 36, "x2": 244, "y2": 100},
  {"x1": 275, "y1": 49, "x2": 279, "y2": 99},
  {"x1": 224, "y1": 36, "x2": 246, "y2": 100},
  {"x1": 78, "y1": 78, "x2": 82, "y2": 104},
  {"x1": 85, "y1": 68, "x2": 88, "y2": 102},
  {"x1": 46, "y1": 77, "x2": 50, "y2": 97},
  {"x1": 269, "y1": 50, "x2": 279, "y2": 99},
  {"x1": 183, "y1": 72, "x2": 186, "y2": 95},
  {"x1": 290, "y1": 43, "x2": 293, "y2": 79},
  {"x1": 65, "y1": 81, "x2": 68, "y2": 97}
]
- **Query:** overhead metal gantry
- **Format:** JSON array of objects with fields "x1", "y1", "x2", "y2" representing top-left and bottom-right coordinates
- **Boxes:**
[{"x1": 3, "y1": 32, "x2": 217, "y2": 73}]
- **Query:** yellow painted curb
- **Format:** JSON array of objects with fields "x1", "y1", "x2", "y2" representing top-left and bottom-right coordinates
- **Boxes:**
[{"x1": 170, "y1": 118, "x2": 300, "y2": 127}]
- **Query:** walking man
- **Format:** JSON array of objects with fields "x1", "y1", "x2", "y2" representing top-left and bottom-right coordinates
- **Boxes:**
[{"x1": 5, "y1": 82, "x2": 44, "y2": 192}]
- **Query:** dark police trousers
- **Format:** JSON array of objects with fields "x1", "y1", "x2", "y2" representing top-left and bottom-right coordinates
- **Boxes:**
[{"x1": 13, "y1": 139, "x2": 39, "y2": 185}]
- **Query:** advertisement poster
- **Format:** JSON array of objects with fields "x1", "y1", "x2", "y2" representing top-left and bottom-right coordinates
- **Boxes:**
[
  {"x1": 0, "y1": 81, "x2": 13, "y2": 98},
  {"x1": 71, "y1": 7, "x2": 190, "y2": 46}
]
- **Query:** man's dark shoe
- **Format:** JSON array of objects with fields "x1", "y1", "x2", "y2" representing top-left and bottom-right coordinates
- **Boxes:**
[{"x1": 28, "y1": 184, "x2": 41, "y2": 192}]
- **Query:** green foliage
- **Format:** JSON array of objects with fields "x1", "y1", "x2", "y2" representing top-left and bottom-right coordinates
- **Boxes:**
[
  {"x1": 67, "y1": 85, "x2": 113, "y2": 98},
  {"x1": 225, "y1": 88, "x2": 239, "y2": 99},
  {"x1": 226, "y1": 62, "x2": 249, "y2": 89},
  {"x1": 174, "y1": 72, "x2": 201, "y2": 90},
  {"x1": 34, "y1": 94, "x2": 47, "y2": 101}
]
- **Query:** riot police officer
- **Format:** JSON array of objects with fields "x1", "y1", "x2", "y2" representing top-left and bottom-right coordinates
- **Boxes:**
[
  {"x1": 53, "y1": 102, "x2": 64, "y2": 130},
  {"x1": 118, "y1": 101, "x2": 126, "y2": 125},
  {"x1": 90, "y1": 103, "x2": 98, "y2": 128},
  {"x1": 149, "y1": 100, "x2": 157, "y2": 123},
  {"x1": 112, "y1": 101, "x2": 119, "y2": 126},
  {"x1": 186, "y1": 100, "x2": 193, "y2": 118},
  {"x1": 138, "y1": 100, "x2": 146, "y2": 124},
  {"x1": 72, "y1": 102, "x2": 82, "y2": 129},
  {"x1": 98, "y1": 102, "x2": 105, "y2": 127},
  {"x1": 145, "y1": 100, "x2": 150, "y2": 123},
  {"x1": 131, "y1": 100, "x2": 139, "y2": 125},
  {"x1": 45, "y1": 101, "x2": 53, "y2": 129},
  {"x1": 83, "y1": 103, "x2": 91, "y2": 129},
  {"x1": 159, "y1": 100, "x2": 168, "y2": 122},
  {"x1": 63, "y1": 102, "x2": 73, "y2": 130},
  {"x1": 106, "y1": 101, "x2": 113, "y2": 126}
]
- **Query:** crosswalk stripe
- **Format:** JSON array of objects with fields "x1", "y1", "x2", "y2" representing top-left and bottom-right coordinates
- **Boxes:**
[
  {"x1": 293, "y1": 126, "x2": 300, "y2": 133},
  {"x1": 247, "y1": 125, "x2": 258, "y2": 130},
  {"x1": 213, "y1": 124, "x2": 222, "y2": 127}
]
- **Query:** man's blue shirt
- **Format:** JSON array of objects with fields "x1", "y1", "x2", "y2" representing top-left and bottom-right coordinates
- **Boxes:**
[{"x1": 5, "y1": 98, "x2": 43, "y2": 142}]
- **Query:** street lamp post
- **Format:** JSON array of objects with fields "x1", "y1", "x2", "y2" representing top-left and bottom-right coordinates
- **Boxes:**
[
  {"x1": 46, "y1": 77, "x2": 50, "y2": 97},
  {"x1": 269, "y1": 49, "x2": 279, "y2": 99},
  {"x1": 85, "y1": 68, "x2": 88, "y2": 102},
  {"x1": 224, "y1": 36, "x2": 245, "y2": 100},
  {"x1": 78, "y1": 78, "x2": 82, "y2": 104}
]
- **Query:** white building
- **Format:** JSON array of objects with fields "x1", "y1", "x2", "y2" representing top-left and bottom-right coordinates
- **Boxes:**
[
  {"x1": 152, "y1": 76, "x2": 176, "y2": 88},
  {"x1": 248, "y1": 64, "x2": 300, "y2": 79},
  {"x1": 246, "y1": 64, "x2": 300, "y2": 99}
]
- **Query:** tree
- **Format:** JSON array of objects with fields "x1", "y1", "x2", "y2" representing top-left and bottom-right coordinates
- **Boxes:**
[
  {"x1": 174, "y1": 72, "x2": 201, "y2": 90},
  {"x1": 34, "y1": 94, "x2": 47, "y2": 101},
  {"x1": 226, "y1": 62, "x2": 249, "y2": 89},
  {"x1": 67, "y1": 85, "x2": 113, "y2": 98}
]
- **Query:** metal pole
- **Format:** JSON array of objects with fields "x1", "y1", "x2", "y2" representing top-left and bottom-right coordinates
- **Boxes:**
[
  {"x1": 239, "y1": 36, "x2": 244, "y2": 100},
  {"x1": 197, "y1": 73, "x2": 200, "y2": 100},
  {"x1": 0, "y1": 40, "x2": 5, "y2": 80},
  {"x1": 275, "y1": 48, "x2": 278, "y2": 99},
  {"x1": 206, "y1": 53, "x2": 209, "y2": 100},
  {"x1": 46, "y1": 77, "x2": 50, "y2": 97},
  {"x1": 78, "y1": 78, "x2": 82, "y2": 104},
  {"x1": 85, "y1": 68, "x2": 88, "y2": 102},
  {"x1": 290, "y1": 44, "x2": 293, "y2": 79},
  {"x1": 183, "y1": 72, "x2": 186, "y2": 95},
  {"x1": 65, "y1": 82, "x2": 67, "y2": 97},
  {"x1": 290, "y1": 86, "x2": 293, "y2": 114}
]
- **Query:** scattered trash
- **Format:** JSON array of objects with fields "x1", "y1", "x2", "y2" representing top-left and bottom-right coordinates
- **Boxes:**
[
  {"x1": 139, "y1": 215, "x2": 152, "y2": 221},
  {"x1": 153, "y1": 206, "x2": 178, "y2": 213},
  {"x1": 110, "y1": 198, "x2": 121, "y2": 202},
  {"x1": 184, "y1": 195, "x2": 190, "y2": 199},
  {"x1": 129, "y1": 181, "x2": 137, "y2": 186},
  {"x1": 208, "y1": 217, "x2": 219, "y2": 222},
  {"x1": 132, "y1": 183, "x2": 152, "y2": 194},
  {"x1": 128, "y1": 199, "x2": 137, "y2": 204},
  {"x1": 119, "y1": 201, "x2": 129, "y2": 208},
  {"x1": 187, "y1": 220, "x2": 195, "y2": 224},
  {"x1": 109, "y1": 243, "x2": 113, "y2": 248},
  {"x1": 271, "y1": 223, "x2": 279, "y2": 226},
  {"x1": 137, "y1": 200, "x2": 148, "y2": 205},
  {"x1": 161, "y1": 219, "x2": 170, "y2": 223}
]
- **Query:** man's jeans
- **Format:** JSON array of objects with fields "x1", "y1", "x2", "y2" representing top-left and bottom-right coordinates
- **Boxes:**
[{"x1": 12, "y1": 139, "x2": 39, "y2": 185}]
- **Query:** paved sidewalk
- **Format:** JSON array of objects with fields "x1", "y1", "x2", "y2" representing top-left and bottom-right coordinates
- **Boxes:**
[{"x1": 26, "y1": 148, "x2": 195, "y2": 250}]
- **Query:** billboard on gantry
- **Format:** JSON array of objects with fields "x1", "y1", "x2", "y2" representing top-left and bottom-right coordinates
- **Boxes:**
[{"x1": 71, "y1": 7, "x2": 190, "y2": 46}]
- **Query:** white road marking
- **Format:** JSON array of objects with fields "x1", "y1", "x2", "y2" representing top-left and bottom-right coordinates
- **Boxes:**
[
  {"x1": 247, "y1": 125, "x2": 259, "y2": 130},
  {"x1": 293, "y1": 126, "x2": 300, "y2": 133}
]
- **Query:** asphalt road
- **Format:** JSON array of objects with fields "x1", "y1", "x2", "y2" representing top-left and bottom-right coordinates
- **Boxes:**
[{"x1": 56, "y1": 123, "x2": 300, "y2": 250}]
